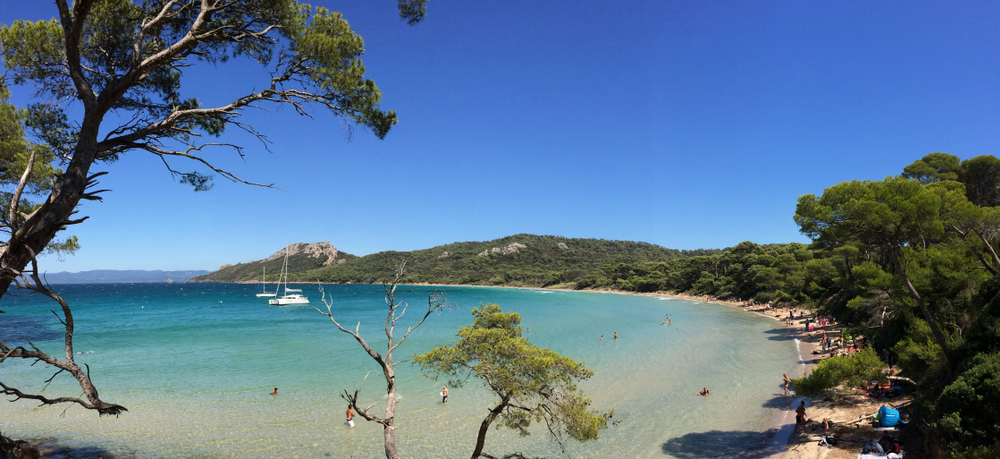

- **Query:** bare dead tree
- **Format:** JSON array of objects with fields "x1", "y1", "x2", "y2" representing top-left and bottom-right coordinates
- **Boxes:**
[
  {"x1": 311, "y1": 261, "x2": 451, "y2": 459},
  {"x1": 0, "y1": 255, "x2": 125, "y2": 416}
]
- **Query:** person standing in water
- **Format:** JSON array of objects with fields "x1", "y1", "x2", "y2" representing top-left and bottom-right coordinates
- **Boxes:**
[
  {"x1": 346, "y1": 406, "x2": 355, "y2": 428},
  {"x1": 613, "y1": 332, "x2": 618, "y2": 340},
  {"x1": 442, "y1": 384, "x2": 449, "y2": 404}
]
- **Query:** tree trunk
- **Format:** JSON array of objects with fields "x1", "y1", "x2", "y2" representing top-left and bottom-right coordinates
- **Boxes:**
[
  {"x1": 888, "y1": 248, "x2": 957, "y2": 376},
  {"x1": 0, "y1": 118, "x2": 101, "y2": 298},
  {"x1": 383, "y1": 363, "x2": 400, "y2": 459},
  {"x1": 471, "y1": 396, "x2": 509, "y2": 459}
]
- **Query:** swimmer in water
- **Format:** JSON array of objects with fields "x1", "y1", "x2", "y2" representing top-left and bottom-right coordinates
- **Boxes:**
[
  {"x1": 613, "y1": 332, "x2": 618, "y2": 340},
  {"x1": 271, "y1": 387, "x2": 278, "y2": 396}
]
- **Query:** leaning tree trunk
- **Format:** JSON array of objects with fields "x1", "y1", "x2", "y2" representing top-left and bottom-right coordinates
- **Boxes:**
[
  {"x1": 889, "y1": 247, "x2": 957, "y2": 377},
  {"x1": 471, "y1": 396, "x2": 510, "y2": 459},
  {"x1": 0, "y1": 117, "x2": 102, "y2": 298}
]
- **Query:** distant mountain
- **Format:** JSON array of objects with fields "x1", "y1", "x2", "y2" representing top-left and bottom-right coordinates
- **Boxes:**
[
  {"x1": 190, "y1": 235, "x2": 722, "y2": 288},
  {"x1": 44, "y1": 270, "x2": 212, "y2": 284}
]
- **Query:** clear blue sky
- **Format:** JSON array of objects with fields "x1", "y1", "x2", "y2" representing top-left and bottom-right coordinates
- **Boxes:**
[{"x1": 3, "y1": 1, "x2": 999, "y2": 272}]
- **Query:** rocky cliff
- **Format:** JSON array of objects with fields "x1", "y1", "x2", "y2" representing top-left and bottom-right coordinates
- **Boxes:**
[
  {"x1": 262, "y1": 242, "x2": 341, "y2": 266},
  {"x1": 190, "y1": 242, "x2": 353, "y2": 283}
]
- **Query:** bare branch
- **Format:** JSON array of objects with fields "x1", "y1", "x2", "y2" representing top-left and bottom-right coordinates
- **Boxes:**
[
  {"x1": 8, "y1": 151, "x2": 36, "y2": 230},
  {"x1": 127, "y1": 142, "x2": 279, "y2": 189},
  {"x1": 0, "y1": 248, "x2": 127, "y2": 417}
]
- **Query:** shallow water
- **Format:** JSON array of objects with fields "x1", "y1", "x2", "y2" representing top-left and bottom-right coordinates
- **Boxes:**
[{"x1": 0, "y1": 284, "x2": 801, "y2": 458}]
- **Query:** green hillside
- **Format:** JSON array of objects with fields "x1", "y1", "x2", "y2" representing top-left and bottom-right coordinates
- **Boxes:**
[
  {"x1": 191, "y1": 247, "x2": 357, "y2": 283},
  {"x1": 191, "y1": 234, "x2": 720, "y2": 287}
]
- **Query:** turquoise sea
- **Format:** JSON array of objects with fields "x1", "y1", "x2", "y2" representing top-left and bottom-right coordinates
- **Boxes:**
[{"x1": 1, "y1": 283, "x2": 803, "y2": 458}]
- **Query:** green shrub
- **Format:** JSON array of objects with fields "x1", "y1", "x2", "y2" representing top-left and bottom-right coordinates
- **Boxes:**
[
  {"x1": 936, "y1": 352, "x2": 1000, "y2": 453},
  {"x1": 791, "y1": 347, "x2": 887, "y2": 397},
  {"x1": 953, "y1": 442, "x2": 1000, "y2": 459}
]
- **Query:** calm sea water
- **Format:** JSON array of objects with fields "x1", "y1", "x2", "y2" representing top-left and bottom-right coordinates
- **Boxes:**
[{"x1": 1, "y1": 283, "x2": 801, "y2": 458}]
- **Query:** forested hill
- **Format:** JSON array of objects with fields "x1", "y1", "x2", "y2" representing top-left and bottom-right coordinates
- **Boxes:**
[
  {"x1": 191, "y1": 242, "x2": 356, "y2": 283},
  {"x1": 190, "y1": 234, "x2": 721, "y2": 287}
]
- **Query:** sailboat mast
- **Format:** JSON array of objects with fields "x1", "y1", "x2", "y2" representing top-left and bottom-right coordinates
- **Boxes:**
[{"x1": 283, "y1": 245, "x2": 289, "y2": 293}]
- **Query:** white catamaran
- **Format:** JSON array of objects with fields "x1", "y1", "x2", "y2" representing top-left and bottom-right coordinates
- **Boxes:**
[
  {"x1": 269, "y1": 245, "x2": 309, "y2": 306},
  {"x1": 255, "y1": 267, "x2": 277, "y2": 298}
]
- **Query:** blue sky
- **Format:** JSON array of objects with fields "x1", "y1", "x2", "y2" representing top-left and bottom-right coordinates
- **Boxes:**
[{"x1": 3, "y1": 1, "x2": 999, "y2": 272}]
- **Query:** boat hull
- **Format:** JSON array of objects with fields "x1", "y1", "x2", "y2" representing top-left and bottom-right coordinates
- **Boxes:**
[{"x1": 269, "y1": 295, "x2": 309, "y2": 306}]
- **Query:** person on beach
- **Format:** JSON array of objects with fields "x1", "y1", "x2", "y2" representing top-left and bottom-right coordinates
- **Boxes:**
[
  {"x1": 442, "y1": 384, "x2": 448, "y2": 404},
  {"x1": 270, "y1": 387, "x2": 277, "y2": 396},
  {"x1": 346, "y1": 406, "x2": 355, "y2": 428},
  {"x1": 793, "y1": 401, "x2": 807, "y2": 434}
]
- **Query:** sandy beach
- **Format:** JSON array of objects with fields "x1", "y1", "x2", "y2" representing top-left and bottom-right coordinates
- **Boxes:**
[
  {"x1": 740, "y1": 303, "x2": 910, "y2": 459},
  {"x1": 608, "y1": 288, "x2": 910, "y2": 459}
]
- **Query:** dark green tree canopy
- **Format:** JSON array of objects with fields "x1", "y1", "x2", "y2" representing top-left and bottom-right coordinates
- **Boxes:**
[
  {"x1": 0, "y1": 0, "x2": 414, "y2": 183},
  {"x1": 903, "y1": 152, "x2": 961, "y2": 185}
]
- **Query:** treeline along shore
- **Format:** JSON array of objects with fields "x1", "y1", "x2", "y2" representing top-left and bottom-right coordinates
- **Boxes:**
[{"x1": 194, "y1": 153, "x2": 1000, "y2": 459}]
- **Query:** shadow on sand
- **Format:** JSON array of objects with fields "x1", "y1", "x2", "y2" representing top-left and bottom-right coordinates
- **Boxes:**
[{"x1": 661, "y1": 429, "x2": 784, "y2": 458}]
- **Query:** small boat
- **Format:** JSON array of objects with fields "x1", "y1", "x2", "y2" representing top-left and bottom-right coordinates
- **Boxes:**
[
  {"x1": 269, "y1": 245, "x2": 309, "y2": 306},
  {"x1": 269, "y1": 293, "x2": 309, "y2": 306},
  {"x1": 255, "y1": 267, "x2": 277, "y2": 298}
]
